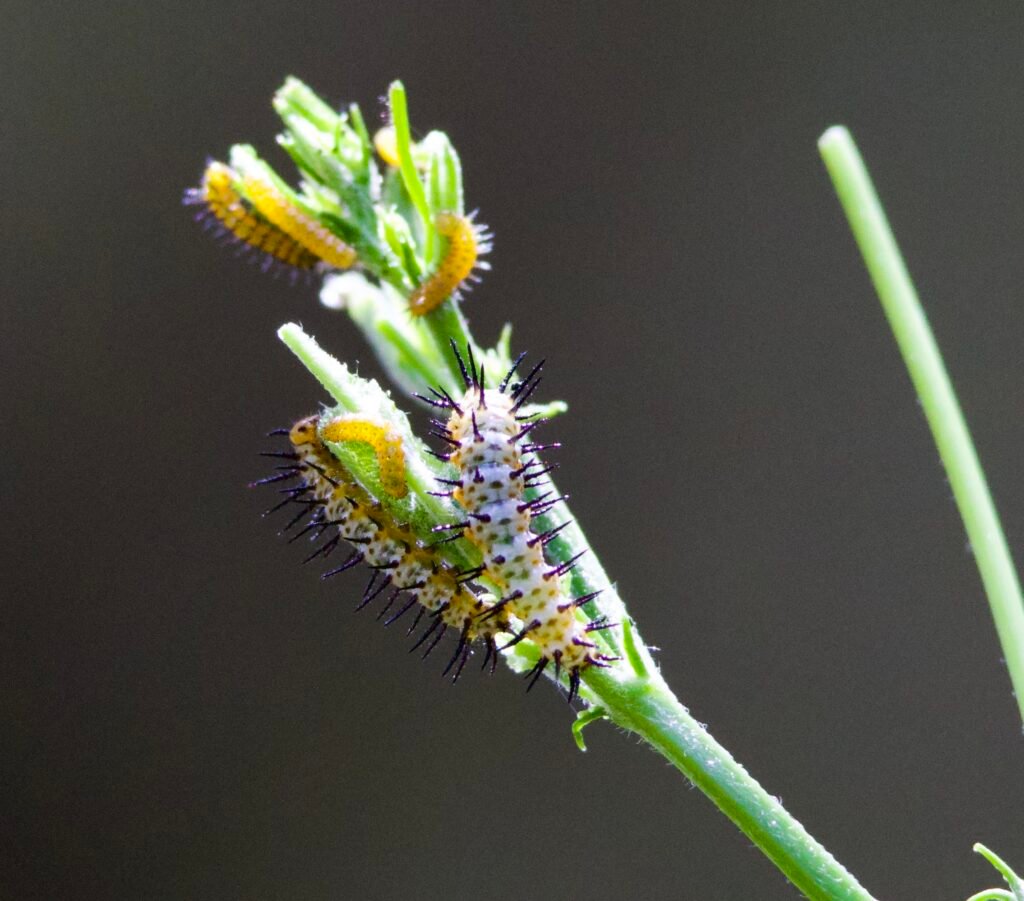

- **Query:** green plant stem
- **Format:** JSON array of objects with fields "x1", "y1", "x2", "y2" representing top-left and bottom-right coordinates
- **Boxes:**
[
  {"x1": 583, "y1": 666, "x2": 877, "y2": 900},
  {"x1": 818, "y1": 126, "x2": 1024, "y2": 728}
]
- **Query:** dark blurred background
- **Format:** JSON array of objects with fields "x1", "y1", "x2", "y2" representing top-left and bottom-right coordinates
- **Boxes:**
[{"x1": 4, "y1": 2, "x2": 1024, "y2": 898}]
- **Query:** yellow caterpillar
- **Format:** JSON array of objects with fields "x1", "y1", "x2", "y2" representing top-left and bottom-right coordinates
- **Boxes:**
[
  {"x1": 408, "y1": 212, "x2": 492, "y2": 317},
  {"x1": 185, "y1": 162, "x2": 320, "y2": 271},
  {"x1": 242, "y1": 175, "x2": 357, "y2": 270},
  {"x1": 319, "y1": 416, "x2": 408, "y2": 499}
]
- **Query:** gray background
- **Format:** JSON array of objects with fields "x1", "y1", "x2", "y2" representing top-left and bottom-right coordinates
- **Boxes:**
[{"x1": 4, "y1": 2, "x2": 1024, "y2": 898}]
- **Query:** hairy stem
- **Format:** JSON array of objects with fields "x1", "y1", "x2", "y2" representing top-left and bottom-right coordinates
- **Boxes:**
[
  {"x1": 819, "y1": 125, "x2": 1024, "y2": 728},
  {"x1": 585, "y1": 665, "x2": 877, "y2": 900}
]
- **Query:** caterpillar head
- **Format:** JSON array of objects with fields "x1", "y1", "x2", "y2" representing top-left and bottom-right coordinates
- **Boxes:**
[{"x1": 289, "y1": 416, "x2": 320, "y2": 448}]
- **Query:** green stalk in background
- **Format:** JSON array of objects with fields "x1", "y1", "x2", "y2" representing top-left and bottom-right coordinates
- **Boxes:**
[{"x1": 818, "y1": 126, "x2": 1024, "y2": 729}]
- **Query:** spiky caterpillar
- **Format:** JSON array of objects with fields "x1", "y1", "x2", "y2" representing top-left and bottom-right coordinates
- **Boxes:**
[
  {"x1": 425, "y1": 347, "x2": 617, "y2": 701},
  {"x1": 257, "y1": 415, "x2": 510, "y2": 677},
  {"x1": 408, "y1": 212, "x2": 492, "y2": 316},
  {"x1": 242, "y1": 175, "x2": 358, "y2": 270},
  {"x1": 184, "y1": 161, "x2": 320, "y2": 272},
  {"x1": 320, "y1": 415, "x2": 408, "y2": 498}
]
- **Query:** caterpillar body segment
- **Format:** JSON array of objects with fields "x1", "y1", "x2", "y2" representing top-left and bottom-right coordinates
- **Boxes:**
[
  {"x1": 242, "y1": 175, "x2": 358, "y2": 270},
  {"x1": 408, "y1": 211, "x2": 492, "y2": 317},
  {"x1": 257, "y1": 417, "x2": 510, "y2": 678}
]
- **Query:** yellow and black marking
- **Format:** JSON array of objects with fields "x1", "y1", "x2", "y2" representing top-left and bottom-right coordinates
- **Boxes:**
[
  {"x1": 254, "y1": 416, "x2": 510, "y2": 679},
  {"x1": 408, "y1": 212, "x2": 492, "y2": 317}
]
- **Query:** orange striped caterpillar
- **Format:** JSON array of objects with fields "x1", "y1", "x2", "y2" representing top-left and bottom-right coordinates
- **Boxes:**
[
  {"x1": 242, "y1": 175, "x2": 358, "y2": 271},
  {"x1": 255, "y1": 416, "x2": 510, "y2": 677},
  {"x1": 408, "y1": 212, "x2": 492, "y2": 317},
  {"x1": 423, "y1": 346, "x2": 617, "y2": 701},
  {"x1": 184, "y1": 161, "x2": 320, "y2": 273},
  {"x1": 319, "y1": 415, "x2": 408, "y2": 498}
]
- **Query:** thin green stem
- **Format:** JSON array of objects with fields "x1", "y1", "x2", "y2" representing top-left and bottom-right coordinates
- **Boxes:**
[
  {"x1": 819, "y1": 125, "x2": 1024, "y2": 728},
  {"x1": 583, "y1": 667, "x2": 877, "y2": 900}
]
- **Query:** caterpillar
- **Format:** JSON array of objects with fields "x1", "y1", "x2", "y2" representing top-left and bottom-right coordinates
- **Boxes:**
[
  {"x1": 242, "y1": 175, "x2": 358, "y2": 270},
  {"x1": 183, "y1": 161, "x2": 320, "y2": 273},
  {"x1": 423, "y1": 345, "x2": 617, "y2": 701},
  {"x1": 373, "y1": 126, "x2": 401, "y2": 169},
  {"x1": 408, "y1": 212, "x2": 492, "y2": 317},
  {"x1": 255, "y1": 415, "x2": 511, "y2": 678},
  {"x1": 320, "y1": 415, "x2": 408, "y2": 499}
]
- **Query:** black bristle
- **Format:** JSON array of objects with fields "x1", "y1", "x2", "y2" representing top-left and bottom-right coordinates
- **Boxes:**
[
  {"x1": 523, "y1": 463, "x2": 559, "y2": 484},
  {"x1": 421, "y1": 623, "x2": 448, "y2": 660},
  {"x1": 432, "y1": 521, "x2": 470, "y2": 533},
  {"x1": 465, "y1": 343, "x2": 480, "y2": 389},
  {"x1": 530, "y1": 494, "x2": 570, "y2": 518},
  {"x1": 266, "y1": 428, "x2": 291, "y2": 437},
  {"x1": 511, "y1": 360, "x2": 544, "y2": 398},
  {"x1": 450, "y1": 642, "x2": 472, "y2": 683},
  {"x1": 567, "y1": 670, "x2": 581, "y2": 704},
  {"x1": 525, "y1": 657, "x2": 549, "y2": 691},
  {"x1": 509, "y1": 376, "x2": 542, "y2": 413},
  {"x1": 500, "y1": 619, "x2": 539, "y2": 651},
  {"x1": 511, "y1": 421, "x2": 540, "y2": 443},
  {"x1": 355, "y1": 573, "x2": 391, "y2": 611},
  {"x1": 249, "y1": 471, "x2": 299, "y2": 487},
  {"x1": 262, "y1": 496, "x2": 296, "y2": 516},
  {"x1": 443, "y1": 625, "x2": 472, "y2": 676},
  {"x1": 375, "y1": 588, "x2": 402, "y2": 621},
  {"x1": 429, "y1": 430, "x2": 462, "y2": 447},
  {"x1": 279, "y1": 505, "x2": 314, "y2": 534},
  {"x1": 305, "y1": 461, "x2": 340, "y2": 487},
  {"x1": 450, "y1": 339, "x2": 471, "y2": 388},
  {"x1": 406, "y1": 607, "x2": 426, "y2": 637},
  {"x1": 499, "y1": 351, "x2": 528, "y2": 393},
  {"x1": 410, "y1": 617, "x2": 443, "y2": 652},
  {"x1": 544, "y1": 550, "x2": 586, "y2": 580},
  {"x1": 288, "y1": 519, "x2": 327, "y2": 544},
  {"x1": 383, "y1": 595, "x2": 418, "y2": 626},
  {"x1": 518, "y1": 492, "x2": 553, "y2": 513},
  {"x1": 521, "y1": 442, "x2": 562, "y2": 454},
  {"x1": 455, "y1": 565, "x2": 485, "y2": 584},
  {"x1": 566, "y1": 590, "x2": 602, "y2": 610},
  {"x1": 477, "y1": 589, "x2": 522, "y2": 623},
  {"x1": 321, "y1": 551, "x2": 364, "y2": 580},
  {"x1": 302, "y1": 535, "x2": 339, "y2": 564},
  {"x1": 431, "y1": 386, "x2": 463, "y2": 413},
  {"x1": 413, "y1": 392, "x2": 450, "y2": 410},
  {"x1": 586, "y1": 617, "x2": 619, "y2": 633},
  {"x1": 527, "y1": 520, "x2": 572, "y2": 548}
]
